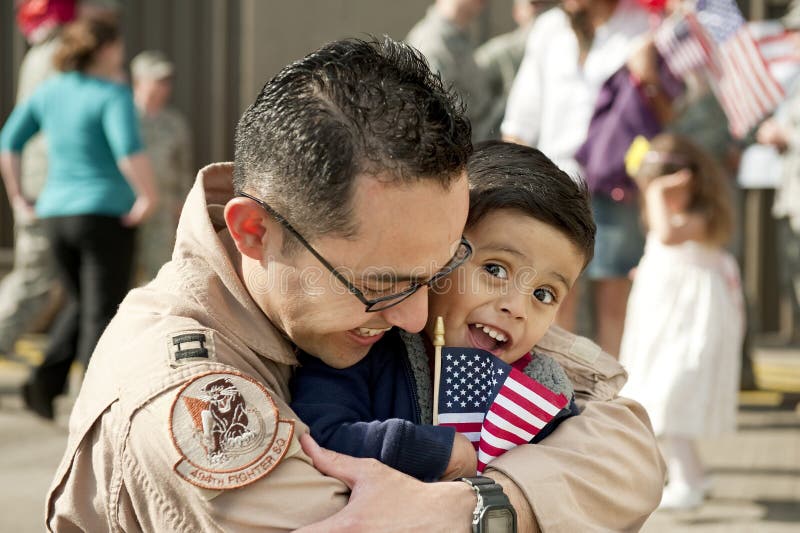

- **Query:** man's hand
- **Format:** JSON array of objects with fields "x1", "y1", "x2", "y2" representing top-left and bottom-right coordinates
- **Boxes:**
[
  {"x1": 295, "y1": 434, "x2": 476, "y2": 533},
  {"x1": 627, "y1": 38, "x2": 659, "y2": 86},
  {"x1": 756, "y1": 118, "x2": 789, "y2": 152},
  {"x1": 441, "y1": 432, "x2": 478, "y2": 480}
]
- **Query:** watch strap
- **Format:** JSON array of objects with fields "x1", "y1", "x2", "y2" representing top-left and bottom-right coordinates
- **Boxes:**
[{"x1": 457, "y1": 476, "x2": 515, "y2": 532}]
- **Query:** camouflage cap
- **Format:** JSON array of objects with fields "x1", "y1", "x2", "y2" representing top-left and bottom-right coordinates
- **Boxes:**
[{"x1": 131, "y1": 50, "x2": 174, "y2": 80}]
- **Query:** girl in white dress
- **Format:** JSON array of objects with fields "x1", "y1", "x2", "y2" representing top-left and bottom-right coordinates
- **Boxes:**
[{"x1": 620, "y1": 134, "x2": 745, "y2": 510}]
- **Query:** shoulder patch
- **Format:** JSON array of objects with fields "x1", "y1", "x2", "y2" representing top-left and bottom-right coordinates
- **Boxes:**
[
  {"x1": 167, "y1": 330, "x2": 216, "y2": 366},
  {"x1": 169, "y1": 371, "x2": 295, "y2": 490}
]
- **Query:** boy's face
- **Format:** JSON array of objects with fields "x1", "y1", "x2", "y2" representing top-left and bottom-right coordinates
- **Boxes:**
[{"x1": 426, "y1": 209, "x2": 585, "y2": 364}]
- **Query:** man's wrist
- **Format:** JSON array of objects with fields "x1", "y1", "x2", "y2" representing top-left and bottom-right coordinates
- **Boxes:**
[
  {"x1": 456, "y1": 476, "x2": 517, "y2": 533},
  {"x1": 437, "y1": 477, "x2": 478, "y2": 532}
]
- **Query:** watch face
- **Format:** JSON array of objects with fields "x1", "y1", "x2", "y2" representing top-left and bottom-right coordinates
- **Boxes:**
[{"x1": 483, "y1": 508, "x2": 515, "y2": 533}]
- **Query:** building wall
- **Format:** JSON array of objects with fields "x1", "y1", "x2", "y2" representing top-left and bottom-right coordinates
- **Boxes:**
[{"x1": 0, "y1": 0, "x2": 517, "y2": 249}]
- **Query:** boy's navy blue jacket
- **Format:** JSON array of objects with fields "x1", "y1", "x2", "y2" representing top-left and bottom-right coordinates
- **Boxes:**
[{"x1": 290, "y1": 329, "x2": 577, "y2": 482}]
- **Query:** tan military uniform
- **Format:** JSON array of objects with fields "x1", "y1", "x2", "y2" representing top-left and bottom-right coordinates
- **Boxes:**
[
  {"x1": 47, "y1": 163, "x2": 664, "y2": 532},
  {"x1": 136, "y1": 107, "x2": 193, "y2": 282}
]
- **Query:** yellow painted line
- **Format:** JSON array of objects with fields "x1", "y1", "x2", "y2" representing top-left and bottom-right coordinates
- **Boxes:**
[{"x1": 739, "y1": 390, "x2": 784, "y2": 406}]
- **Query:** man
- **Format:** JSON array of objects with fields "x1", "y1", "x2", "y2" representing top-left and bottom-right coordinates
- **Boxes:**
[
  {"x1": 0, "y1": 0, "x2": 121, "y2": 361},
  {"x1": 131, "y1": 50, "x2": 193, "y2": 282},
  {"x1": 502, "y1": 0, "x2": 665, "y2": 357},
  {"x1": 406, "y1": 0, "x2": 504, "y2": 141},
  {"x1": 46, "y1": 37, "x2": 664, "y2": 532},
  {"x1": 0, "y1": 0, "x2": 72, "y2": 360},
  {"x1": 475, "y1": 0, "x2": 556, "y2": 135}
]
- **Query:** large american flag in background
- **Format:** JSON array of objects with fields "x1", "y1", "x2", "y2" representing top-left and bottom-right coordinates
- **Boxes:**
[
  {"x1": 436, "y1": 347, "x2": 568, "y2": 473},
  {"x1": 655, "y1": 0, "x2": 790, "y2": 137}
]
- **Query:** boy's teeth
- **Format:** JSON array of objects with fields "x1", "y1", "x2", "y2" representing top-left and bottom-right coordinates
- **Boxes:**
[
  {"x1": 356, "y1": 327, "x2": 390, "y2": 337},
  {"x1": 475, "y1": 324, "x2": 507, "y2": 343}
]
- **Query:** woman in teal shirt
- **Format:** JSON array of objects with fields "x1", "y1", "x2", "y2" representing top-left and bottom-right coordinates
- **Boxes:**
[{"x1": 0, "y1": 16, "x2": 158, "y2": 419}]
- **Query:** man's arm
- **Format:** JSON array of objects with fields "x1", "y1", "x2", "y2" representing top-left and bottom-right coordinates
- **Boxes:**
[{"x1": 485, "y1": 395, "x2": 666, "y2": 532}]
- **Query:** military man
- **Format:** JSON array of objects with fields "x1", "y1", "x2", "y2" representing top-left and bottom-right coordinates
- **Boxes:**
[
  {"x1": 131, "y1": 50, "x2": 193, "y2": 282},
  {"x1": 46, "y1": 37, "x2": 664, "y2": 532},
  {"x1": 406, "y1": 0, "x2": 505, "y2": 141},
  {"x1": 0, "y1": 1, "x2": 69, "y2": 359}
]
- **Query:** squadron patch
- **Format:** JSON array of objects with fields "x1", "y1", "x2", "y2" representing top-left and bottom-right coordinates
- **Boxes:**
[{"x1": 169, "y1": 371, "x2": 294, "y2": 490}]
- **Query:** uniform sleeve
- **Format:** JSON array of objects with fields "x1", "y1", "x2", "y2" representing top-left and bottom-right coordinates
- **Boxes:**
[
  {"x1": 291, "y1": 353, "x2": 455, "y2": 481},
  {"x1": 500, "y1": 25, "x2": 545, "y2": 145},
  {"x1": 485, "y1": 395, "x2": 666, "y2": 532},
  {"x1": 102, "y1": 87, "x2": 143, "y2": 160},
  {"x1": 0, "y1": 96, "x2": 41, "y2": 153}
]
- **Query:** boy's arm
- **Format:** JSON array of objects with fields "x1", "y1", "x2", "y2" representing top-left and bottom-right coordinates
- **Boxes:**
[{"x1": 291, "y1": 353, "x2": 457, "y2": 481}]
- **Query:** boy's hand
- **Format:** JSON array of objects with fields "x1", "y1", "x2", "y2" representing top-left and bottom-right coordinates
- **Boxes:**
[{"x1": 441, "y1": 432, "x2": 478, "y2": 480}]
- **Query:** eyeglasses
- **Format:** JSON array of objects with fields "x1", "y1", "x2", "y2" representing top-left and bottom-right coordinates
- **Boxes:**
[{"x1": 238, "y1": 192, "x2": 473, "y2": 312}]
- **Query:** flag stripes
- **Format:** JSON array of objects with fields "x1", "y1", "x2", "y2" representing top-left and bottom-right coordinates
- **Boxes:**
[{"x1": 436, "y1": 347, "x2": 568, "y2": 473}]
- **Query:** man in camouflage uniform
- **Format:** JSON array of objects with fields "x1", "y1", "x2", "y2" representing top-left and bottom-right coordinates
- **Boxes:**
[
  {"x1": 0, "y1": 9, "x2": 65, "y2": 358},
  {"x1": 131, "y1": 51, "x2": 193, "y2": 282},
  {"x1": 406, "y1": 0, "x2": 505, "y2": 141},
  {"x1": 474, "y1": 1, "x2": 556, "y2": 136}
]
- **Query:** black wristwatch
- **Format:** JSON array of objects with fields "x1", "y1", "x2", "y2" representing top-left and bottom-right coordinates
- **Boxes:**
[{"x1": 457, "y1": 476, "x2": 517, "y2": 533}]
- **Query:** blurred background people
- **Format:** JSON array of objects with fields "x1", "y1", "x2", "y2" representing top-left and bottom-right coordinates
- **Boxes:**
[
  {"x1": 475, "y1": 0, "x2": 557, "y2": 136},
  {"x1": 0, "y1": 0, "x2": 75, "y2": 361},
  {"x1": 0, "y1": 0, "x2": 122, "y2": 362},
  {"x1": 406, "y1": 0, "x2": 505, "y2": 140},
  {"x1": 620, "y1": 134, "x2": 743, "y2": 511},
  {"x1": 755, "y1": 4, "x2": 800, "y2": 346},
  {"x1": 131, "y1": 50, "x2": 193, "y2": 283},
  {"x1": 0, "y1": 16, "x2": 158, "y2": 419},
  {"x1": 502, "y1": 0, "x2": 658, "y2": 357}
]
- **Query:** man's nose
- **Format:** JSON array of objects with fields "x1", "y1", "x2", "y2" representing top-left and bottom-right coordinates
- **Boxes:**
[{"x1": 379, "y1": 286, "x2": 429, "y2": 333}]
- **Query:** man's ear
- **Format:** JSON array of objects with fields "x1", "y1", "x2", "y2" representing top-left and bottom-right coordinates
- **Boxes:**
[{"x1": 224, "y1": 197, "x2": 270, "y2": 260}]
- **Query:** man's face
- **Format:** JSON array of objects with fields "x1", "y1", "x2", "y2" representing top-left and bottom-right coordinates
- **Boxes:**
[
  {"x1": 251, "y1": 172, "x2": 469, "y2": 369},
  {"x1": 134, "y1": 77, "x2": 173, "y2": 114},
  {"x1": 425, "y1": 209, "x2": 584, "y2": 365},
  {"x1": 560, "y1": 0, "x2": 591, "y2": 16}
]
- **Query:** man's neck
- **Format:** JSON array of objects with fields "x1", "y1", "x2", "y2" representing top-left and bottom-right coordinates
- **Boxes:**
[
  {"x1": 435, "y1": 2, "x2": 473, "y2": 32},
  {"x1": 587, "y1": 0, "x2": 619, "y2": 30}
]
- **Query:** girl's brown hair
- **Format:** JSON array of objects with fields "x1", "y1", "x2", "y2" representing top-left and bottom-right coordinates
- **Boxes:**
[
  {"x1": 53, "y1": 16, "x2": 119, "y2": 73},
  {"x1": 634, "y1": 133, "x2": 734, "y2": 247}
]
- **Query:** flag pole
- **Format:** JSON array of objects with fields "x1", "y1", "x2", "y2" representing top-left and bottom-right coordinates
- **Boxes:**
[{"x1": 433, "y1": 316, "x2": 445, "y2": 426}]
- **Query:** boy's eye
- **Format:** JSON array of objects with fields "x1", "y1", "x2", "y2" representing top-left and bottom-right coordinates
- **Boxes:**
[
  {"x1": 484, "y1": 263, "x2": 508, "y2": 280},
  {"x1": 533, "y1": 287, "x2": 556, "y2": 304}
]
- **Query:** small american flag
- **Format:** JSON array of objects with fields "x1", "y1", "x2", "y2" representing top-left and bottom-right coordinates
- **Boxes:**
[
  {"x1": 656, "y1": 0, "x2": 786, "y2": 137},
  {"x1": 655, "y1": 11, "x2": 712, "y2": 77},
  {"x1": 436, "y1": 347, "x2": 569, "y2": 473}
]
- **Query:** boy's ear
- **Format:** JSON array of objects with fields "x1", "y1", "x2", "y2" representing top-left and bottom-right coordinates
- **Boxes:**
[{"x1": 224, "y1": 197, "x2": 269, "y2": 260}]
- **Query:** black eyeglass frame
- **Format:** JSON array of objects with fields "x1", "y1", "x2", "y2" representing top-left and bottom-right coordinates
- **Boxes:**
[{"x1": 238, "y1": 191, "x2": 473, "y2": 312}]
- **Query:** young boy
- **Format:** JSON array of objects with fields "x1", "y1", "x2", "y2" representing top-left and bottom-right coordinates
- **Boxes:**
[{"x1": 290, "y1": 141, "x2": 596, "y2": 481}]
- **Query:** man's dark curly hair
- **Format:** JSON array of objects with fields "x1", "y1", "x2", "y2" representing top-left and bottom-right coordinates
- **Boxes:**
[{"x1": 233, "y1": 36, "x2": 473, "y2": 243}]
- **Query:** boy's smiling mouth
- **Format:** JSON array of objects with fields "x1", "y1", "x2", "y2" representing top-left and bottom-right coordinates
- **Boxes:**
[{"x1": 468, "y1": 323, "x2": 511, "y2": 355}]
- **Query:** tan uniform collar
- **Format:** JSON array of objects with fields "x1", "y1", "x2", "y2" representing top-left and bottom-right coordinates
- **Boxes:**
[{"x1": 174, "y1": 162, "x2": 297, "y2": 366}]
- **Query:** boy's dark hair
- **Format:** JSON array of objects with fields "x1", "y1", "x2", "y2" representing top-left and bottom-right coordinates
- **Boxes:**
[
  {"x1": 233, "y1": 36, "x2": 472, "y2": 245},
  {"x1": 466, "y1": 141, "x2": 596, "y2": 267}
]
